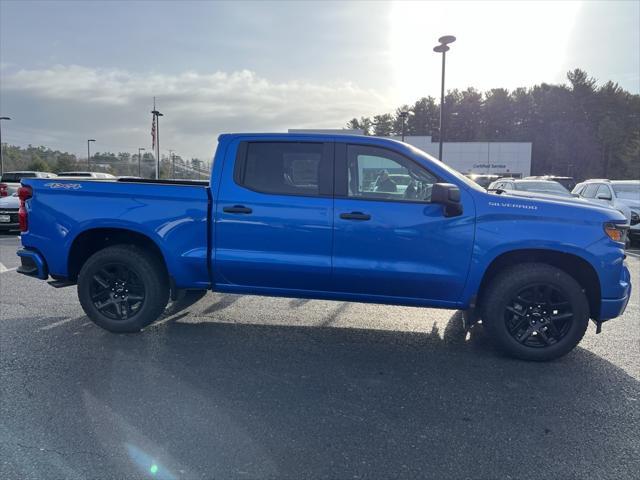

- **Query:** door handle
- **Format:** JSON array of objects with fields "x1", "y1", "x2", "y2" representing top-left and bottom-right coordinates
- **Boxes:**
[
  {"x1": 340, "y1": 211, "x2": 371, "y2": 221},
  {"x1": 223, "y1": 205, "x2": 253, "y2": 214}
]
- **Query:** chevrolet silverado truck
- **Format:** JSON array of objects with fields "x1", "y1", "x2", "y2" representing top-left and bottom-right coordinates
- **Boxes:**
[{"x1": 16, "y1": 134, "x2": 631, "y2": 361}]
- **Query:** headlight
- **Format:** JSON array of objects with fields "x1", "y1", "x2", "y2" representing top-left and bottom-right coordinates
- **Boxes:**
[{"x1": 604, "y1": 222, "x2": 628, "y2": 243}]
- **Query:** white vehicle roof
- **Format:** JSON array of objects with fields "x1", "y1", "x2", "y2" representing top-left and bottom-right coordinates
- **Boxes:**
[
  {"x1": 580, "y1": 179, "x2": 639, "y2": 184},
  {"x1": 57, "y1": 171, "x2": 116, "y2": 178}
]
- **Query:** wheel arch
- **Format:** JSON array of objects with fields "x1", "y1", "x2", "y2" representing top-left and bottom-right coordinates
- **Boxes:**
[
  {"x1": 476, "y1": 249, "x2": 601, "y2": 318},
  {"x1": 67, "y1": 227, "x2": 169, "y2": 282}
]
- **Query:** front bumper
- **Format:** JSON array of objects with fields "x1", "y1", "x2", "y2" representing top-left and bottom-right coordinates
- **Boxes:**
[
  {"x1": 599, "y1": 264, "x2": 631, "y2": 321},
  {"x1": 0, "y1": 209, "x2": 19, "y2": 231}
]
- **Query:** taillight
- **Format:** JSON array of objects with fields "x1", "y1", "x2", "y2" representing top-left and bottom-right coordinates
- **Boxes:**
[
  {"x1": 0, "y1": 183, "x2": 8, "y2": 197},
  {"x1": 18, "y1": 185, "x2": 32, "y2": 232}
]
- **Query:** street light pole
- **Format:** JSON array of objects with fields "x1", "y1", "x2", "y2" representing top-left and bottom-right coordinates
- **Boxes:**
[
  {"x1": 433, "y1": 35, "x2": 456, "y2": 162},
  {"x1": 399, "y1": 111, "x2": 409, "y2": 142},
  {"x1": 0, "y1": 116, "x2": 11, "y2": 176},
  {"x1": 87, "y1": 139, "x2": 96, "y2": 171},
  {"x1": 138, "y1": 147, "x2": 145, "y2": 177}
]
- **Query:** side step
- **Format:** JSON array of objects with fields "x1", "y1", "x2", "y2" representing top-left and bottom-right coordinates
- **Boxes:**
[{"x1": 48, "y1": 279, "x2": 75, "y2": 288}]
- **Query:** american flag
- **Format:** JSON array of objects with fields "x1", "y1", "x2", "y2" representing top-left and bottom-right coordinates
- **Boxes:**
[{"x1": 151, "y1": 114, "x2": 156, "y2": 149}]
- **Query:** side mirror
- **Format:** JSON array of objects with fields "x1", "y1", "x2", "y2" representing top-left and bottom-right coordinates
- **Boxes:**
[
  {"x1": 431, "y1": 183, "x2": 463, "y2": 217},
  {"x1": 596, "y1": 193, "x2": 612, "y2": 201}
]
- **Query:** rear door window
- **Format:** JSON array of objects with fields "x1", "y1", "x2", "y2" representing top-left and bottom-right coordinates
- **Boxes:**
[{"x1": 236, "y1": 142, "x2": 331, "y2": 196}]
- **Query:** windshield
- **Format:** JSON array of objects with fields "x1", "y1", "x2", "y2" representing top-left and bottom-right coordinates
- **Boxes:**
[
  {"x1": 471, "y1": 176, "x2": 499, "y2": 189},
  {"x1": 515, "y1": 181, "x2": 570, "y2": 195},
  {"x1": 613, "y1": 184, "x2": 640, "y2": 200},
  {"x1": 408, "y1": 145, "x2": 485, "y2": 192},
  {"x1": 0, "y1": 172, "x2": 37, "y2": 182}
]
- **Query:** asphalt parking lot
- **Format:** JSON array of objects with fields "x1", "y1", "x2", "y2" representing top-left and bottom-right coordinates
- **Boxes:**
[{"x1": 1, "y1": 232, "x2": 639, "y2": 479}]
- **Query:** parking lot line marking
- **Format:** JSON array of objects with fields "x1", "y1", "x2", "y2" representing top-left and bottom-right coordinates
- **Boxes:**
[
  {"x1": 0, "y1": 262, "x2": 17, "y2": 273},
  {"x1": 39, "y1": 317, "x2": 81, "y2": 331},
  {"x1": 149, "y1": 316, "x2": 179, "y2": 328}
]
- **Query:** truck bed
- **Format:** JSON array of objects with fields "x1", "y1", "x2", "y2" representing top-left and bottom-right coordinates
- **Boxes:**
[{"x1": 21, "y1": 177, "x2": 212, "y2": 289}]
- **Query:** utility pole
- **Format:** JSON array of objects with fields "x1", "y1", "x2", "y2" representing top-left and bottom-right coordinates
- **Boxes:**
[
  {"x1": 151, "y1": 97, "x2": 163, "y2": 179},
  {"x1": 87, "y1": 139, "x2": 96, "y2": 171}
]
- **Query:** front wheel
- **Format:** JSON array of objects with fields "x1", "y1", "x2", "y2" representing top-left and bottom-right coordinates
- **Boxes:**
[
  {"x1": 78, "y1": 245, "x2": 169, "y2": 333},
  {"x1": 482, "y1": 263, "x2": 589, "y2": 361}
]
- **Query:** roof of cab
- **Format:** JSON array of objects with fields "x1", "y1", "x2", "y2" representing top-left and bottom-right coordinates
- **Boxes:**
[{"x1": 218, "y1": 132, "x2": 405, "y2": 144}]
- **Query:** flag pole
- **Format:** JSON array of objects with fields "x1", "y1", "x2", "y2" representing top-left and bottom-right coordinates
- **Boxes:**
[{"x1": 151, "y1": 97, "x2": 163, "y2": 179}]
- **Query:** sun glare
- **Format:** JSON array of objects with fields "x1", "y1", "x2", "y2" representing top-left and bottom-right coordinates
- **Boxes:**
[{"x1": 389, "y1": 1, "x2": 582, "y2": 104}]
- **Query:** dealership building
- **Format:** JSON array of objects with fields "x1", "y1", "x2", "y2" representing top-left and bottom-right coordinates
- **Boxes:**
[
  {"x1": 391, "y1": 136, "x2": 532, "y2": 178},
  {"x1": 289, "y1": 130, "x2": 532, "y2": 177}
]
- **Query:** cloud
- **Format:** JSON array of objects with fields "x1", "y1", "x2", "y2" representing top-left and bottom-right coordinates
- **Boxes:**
[{"x1": 0, "y1": 65, "x2": 391, "y2": 159}]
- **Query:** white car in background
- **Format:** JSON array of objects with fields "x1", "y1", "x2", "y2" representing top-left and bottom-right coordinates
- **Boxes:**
[
  {"x1": 57, "y1": 171, "x2": 116, "y2": 179},
  {"x1": 573, "y1": 180, "x2": 640, "y2": 246},
  {"x1": 487, "y1": 178, "x2": 575, "y2": 197},
  {"x1": 0, "y1": 171, "x2": 57, "y2": 197}
]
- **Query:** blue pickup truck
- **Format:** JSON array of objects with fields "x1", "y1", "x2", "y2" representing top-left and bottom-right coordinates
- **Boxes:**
[{"x1": 16, "y1": 134, "x2": 631, "y2": 360}]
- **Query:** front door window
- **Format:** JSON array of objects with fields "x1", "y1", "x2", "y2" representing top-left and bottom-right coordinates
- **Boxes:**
[{"x1": 346, "y1": 146, "x2": 438, "y2": 203}]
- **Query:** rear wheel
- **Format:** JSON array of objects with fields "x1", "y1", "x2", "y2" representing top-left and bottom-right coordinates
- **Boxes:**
[
  {"x1": 482, "y1": 263, "x2": 589, "y2": 361},
  {"x1": 78, "y1": 245, "x2": 169, "y2": 333}
]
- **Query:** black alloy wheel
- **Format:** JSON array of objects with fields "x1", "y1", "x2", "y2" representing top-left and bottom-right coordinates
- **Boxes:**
[
  {"x1": 90, "y1": 263, "x2": 146, "y2": 321},
  {"x1": 504, "y1": 283, "x2": 573, "y2": 348},
  {"x1": 78, "y1": 245, "x2": 169, "y2": 333},
  {"x1": 482, "y1": 263, "x2": 589, "y2": 361}
]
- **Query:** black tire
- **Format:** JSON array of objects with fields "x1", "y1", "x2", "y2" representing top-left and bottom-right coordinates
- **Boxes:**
[
  {"x1": 77, "y1": 245, "x2": 169, "y2": 333},
  {"x1": 482, "y1": 263, "x2": 589, "y2": 361}
]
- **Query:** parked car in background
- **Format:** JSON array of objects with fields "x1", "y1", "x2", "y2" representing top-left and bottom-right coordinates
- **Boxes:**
[
  {"x1": 0, "y1": 171, "x2": 57, "y2": 197},
  {"x1": 57, "y1": 171, "x2": 116, "y2": 179},
  {"x1": 573, "y1": 180, "x2": 640, "y2": 246},
  {"x1": 488, "y1": 178, "x2": 574, "y2": 197},
  {"x1": 0, "y1": 193, "x2": 20, "y2": 232},
  {"x1": 525, "y1": 175, "x2": 576, "y2": 191},
  {"x1": 465, "y1": 174, "x2": 501, "y2": 189}
]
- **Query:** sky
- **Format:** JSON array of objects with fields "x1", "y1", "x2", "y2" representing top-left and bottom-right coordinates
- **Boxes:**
[{"x1": 0, "y1": 0, "x2": 638, "y2": 161}]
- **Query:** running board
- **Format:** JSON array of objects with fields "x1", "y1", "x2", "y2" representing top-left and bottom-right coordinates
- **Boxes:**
[{"x1": 48, "y1": 280, "x2": 75, "y2": 288}]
